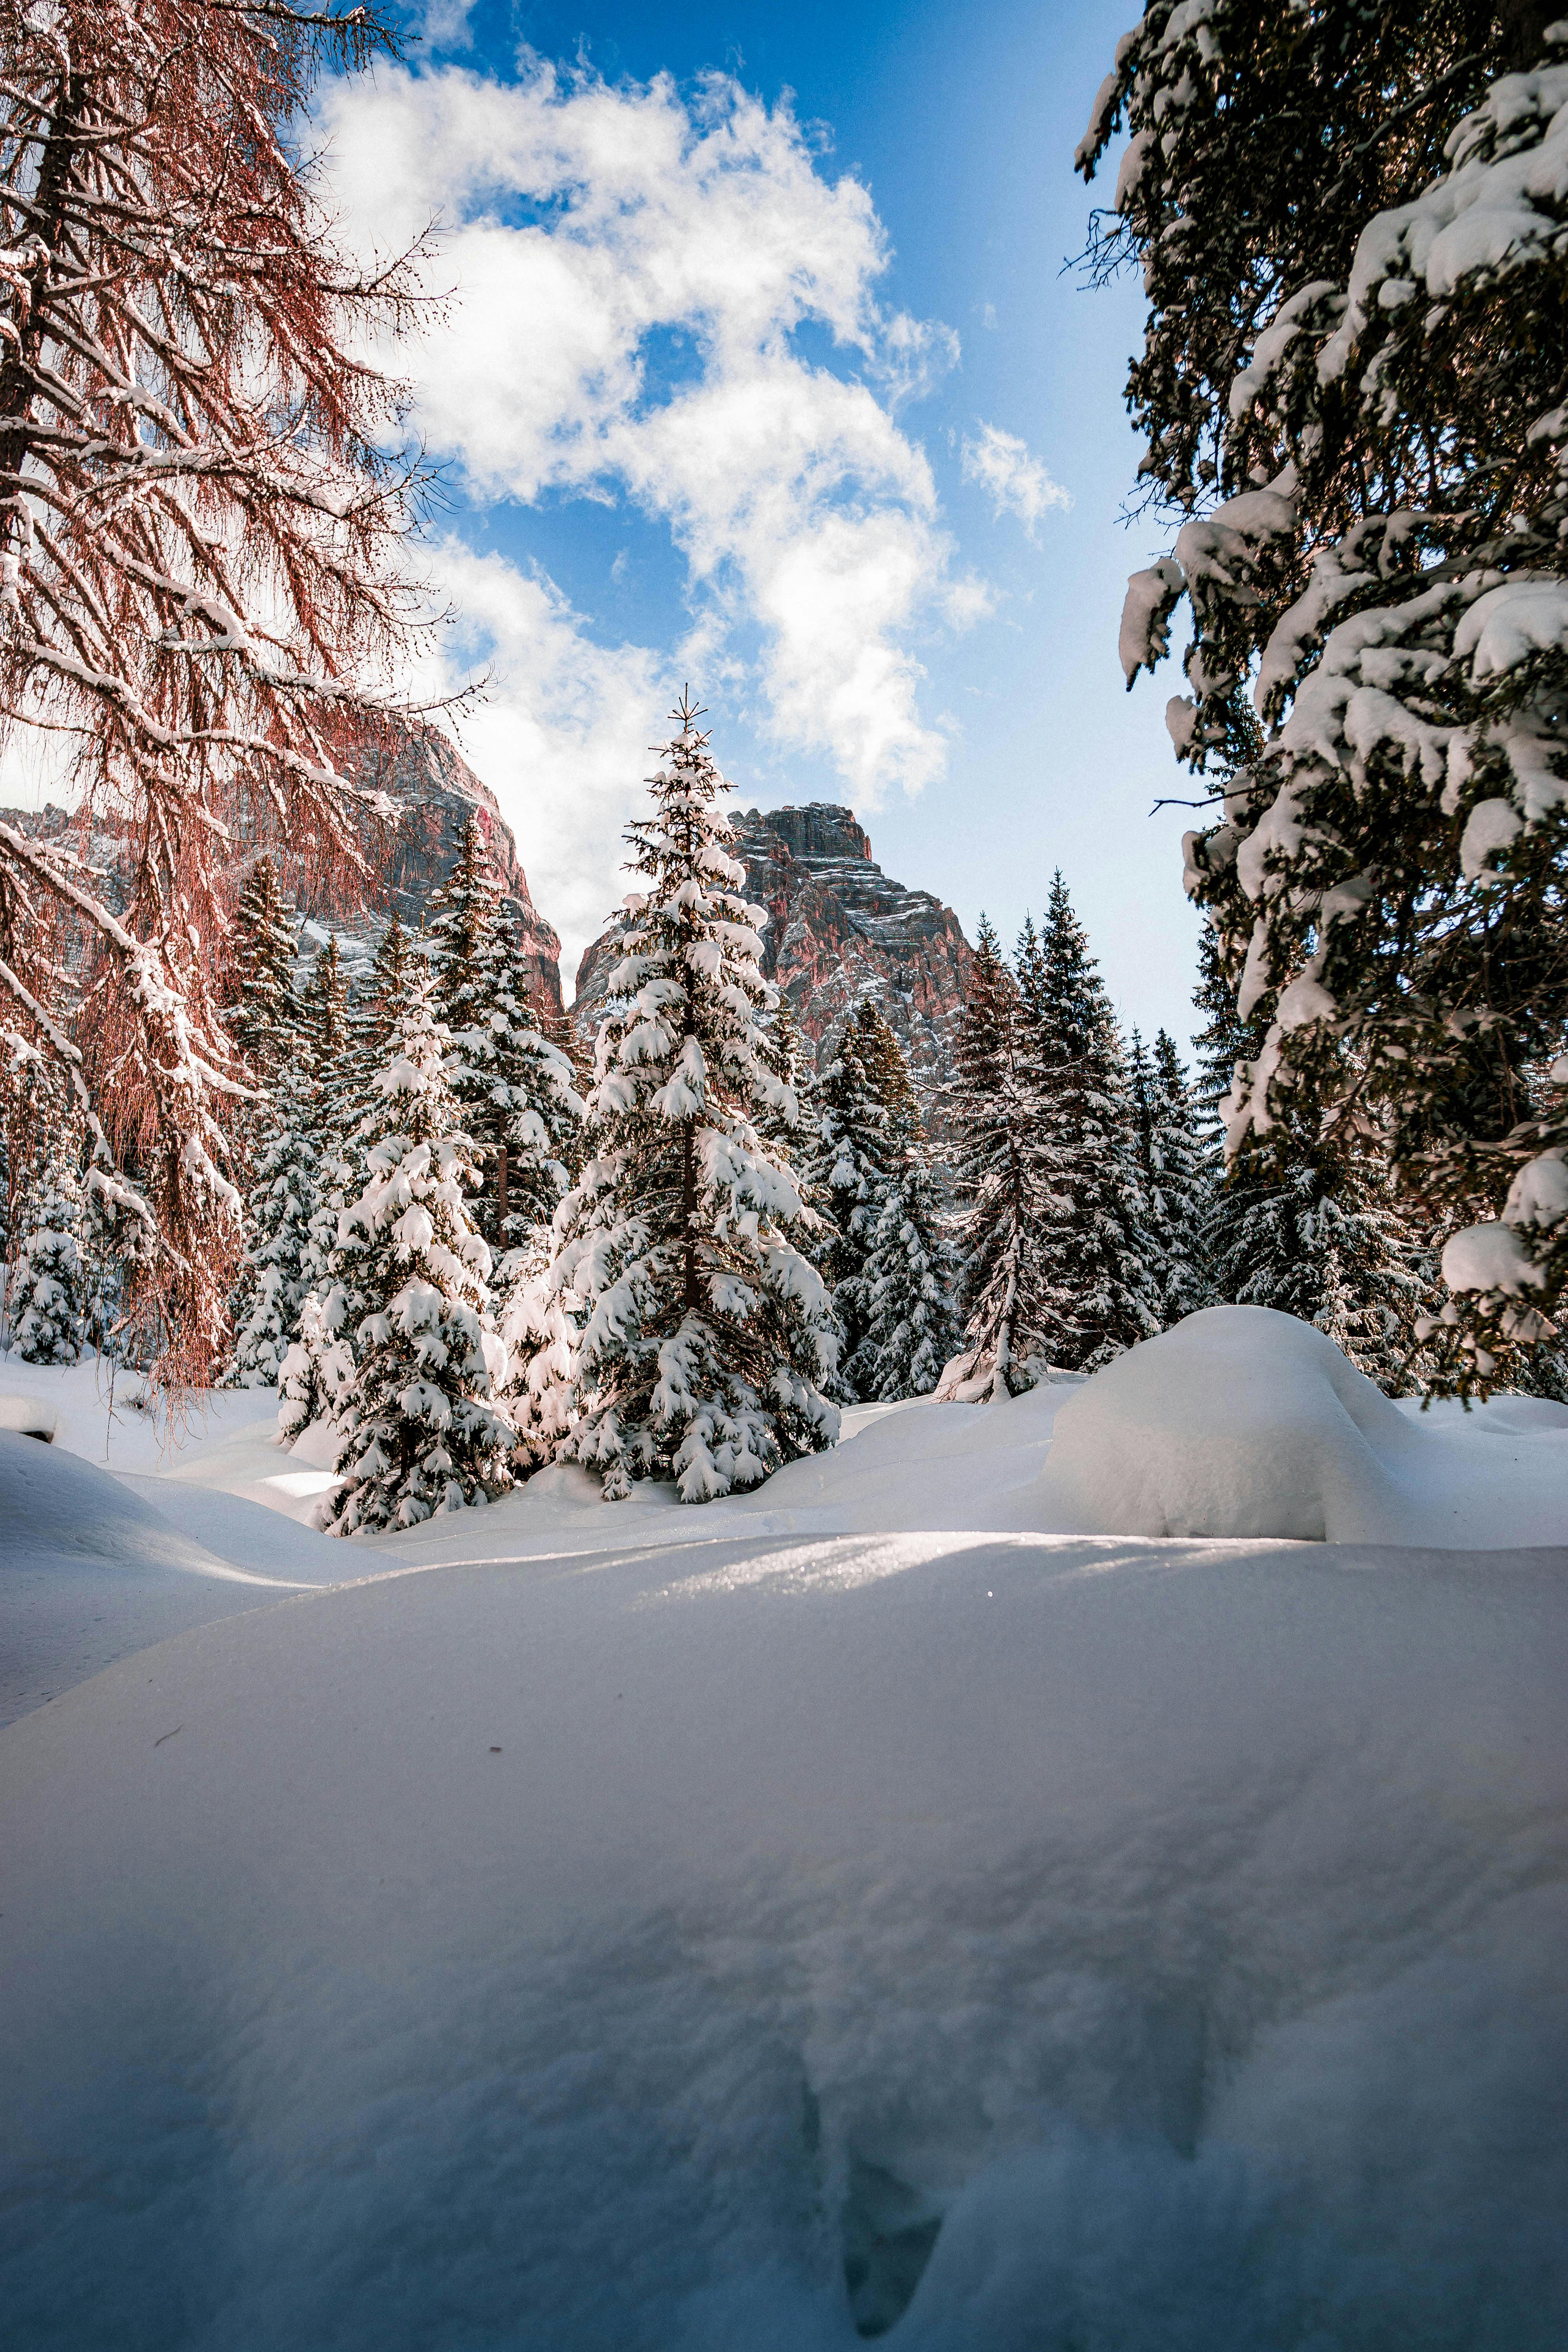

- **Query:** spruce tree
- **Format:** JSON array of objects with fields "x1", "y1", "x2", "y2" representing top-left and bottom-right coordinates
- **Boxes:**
[
  {"x1": 429, "y1": 816, "x2": 584, "y2": 1256},
  {"x1": 757, "y1": 987, "x2": 811, "y2": 1160},
  {"x1": 225, "y1": 857, "x2": 298, "y2": 1078},
  {"x1": 1083, "y1": 9, "x2": 1568, "y2": 1382},
  {"x1": 800, "y1": 1021, "x2": 892, "y2": 1397},
  {"x1": 220, "y1": 1062, "x2": 321, "y2": 1388},
  {"x1": 534, "y1": 696, "x2": 838, "y2": 1501},
  {"x1": 486, "y1": 907, "x2": 584, "y2": 1252},
  {"x1": 859, "y1": 1152, "x2": 960, "y2": 1401},
  {"x1": 1020, "y1": 878, "x2": 1163, "y2": 1372},
  {"x1": 342, "y1": 912, "x2": 412, "y2": 1123},
  {"x1": 1129, "y1": 1027, "x2": 1213, "y2": 1327},
  {"x1": 298, "y1": 934, "x2": 353, "y2": 1074},
  {"x1": 319, "y1": 965, "x2": 514, "y2": 1534},
  {"x1": 11, "y1": 1106, "x2": 85, "y2": 1364},
  {"x1": 1197, "y1": 916, "x2": 1434, "y2": 1388},
  {"x1": 945, "y1": 915, "x2": 1044, "y2": 1398},
  {"x1": 853, "y1": 1002, "x2": 922, "y2": 1154},
  {"x1": 1209, "y1": 1132, "x2": 1435, "y2": 1391}
]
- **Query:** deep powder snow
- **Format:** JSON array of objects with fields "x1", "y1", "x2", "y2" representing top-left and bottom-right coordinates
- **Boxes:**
[{"x1": 0, "y1": 1310, "x2": 1565, "y2": 2347}]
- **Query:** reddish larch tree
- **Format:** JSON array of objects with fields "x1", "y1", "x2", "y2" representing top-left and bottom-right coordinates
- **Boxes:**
[{"x1": 0, "y1": 0, "x2": 444, "y2": 1374}]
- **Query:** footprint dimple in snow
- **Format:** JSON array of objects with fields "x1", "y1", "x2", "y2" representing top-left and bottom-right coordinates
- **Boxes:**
[{"x1": 842, "y1": 2153, "x2": 943, "y2": 2338}]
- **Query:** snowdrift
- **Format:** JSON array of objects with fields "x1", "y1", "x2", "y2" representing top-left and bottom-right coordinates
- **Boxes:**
[
  {"x1": 0, "y1": 1428, "x2": 358, "y2": 1725},
  {"x1": 1036, "y1": 1305, "x2": 1568, "y2": 1544},
  {"x1": 3, "y1": 1526, "x2": 1566, "y2": 2348}
]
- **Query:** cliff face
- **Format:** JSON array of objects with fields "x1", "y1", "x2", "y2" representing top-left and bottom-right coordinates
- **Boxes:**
[
  {"x1": 325, "y1": 724, "x2": 563, "y2": 1017},
  {"x1": 573, "y1": 802, "x2": 973, "y2": 1120},
  {"x1": 0, "y1": 725, "x2": 565, "y2": 1020}
]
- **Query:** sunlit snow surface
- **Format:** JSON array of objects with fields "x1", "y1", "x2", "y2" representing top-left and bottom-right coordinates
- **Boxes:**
[{"x1": 2, "y1": 1316, "x2": 1566, "y2": 2348}]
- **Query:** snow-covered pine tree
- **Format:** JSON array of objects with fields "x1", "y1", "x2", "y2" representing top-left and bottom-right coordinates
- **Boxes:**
[
  {"x1": 225, "y1": 858, "x2": 298, "y2": 1079},
  {"x1": 757, "y1": 986, "x2": 810, "y2": 1160},
  {"x1": 339, "y1": 912, "x2": 412, "y2": 1135},
  {"x1": 298, "y1": 935, "x2": 353, "y2": 1076},
  {"x1": 943, "y1": 915, "x2": 1045, "y2": 1399},
  {"x1": 1019, "y1": 878, "x2": 1163, "y2": 1372},
  {"x1": 429, "y1": 816, "x2": 584, "y2": 1255},
  {"x1": 800, "y1": 1019, "x2": 893, "y2": 1397},
  {"x1": 428, "y1": 811, "x2": 501, "y2": 1227},
  {"x1": 534, "y1": 696, "x2": 838, "y2": 1501},
  {"x1": 1130, "y1": 1027, "x2": 1213, "y2": 1325},
  {"x1": 220, "y1": 1062, "x2": 320, "y2": 1387},
  {"x1": 1208, "y1": 1125, "x2": 1436, "y2": 1392},
  {"x1": 319, "y1": 964, "x2": 513, "y2": 1534},
  {"x1": 859, "y1": 1151, "x2": 960, "y2": 1401},
  {"x1": 10, "y1": 1103, "x2": 85, "y2": 1363},
  {"x1": 854, "y1": 1002, "x2": 922, "y2": 1154},
  {"x1": 1195, "y1": 909, "x2": 1434, "y2": 1388},
  {"x1": 1083, "y1": 7, "x2": 1568, "y2": 1385}
]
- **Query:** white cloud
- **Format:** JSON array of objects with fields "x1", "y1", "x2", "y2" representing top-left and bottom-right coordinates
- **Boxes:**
[
  {"x1": 413, "y1": 0, "x2": 477, "y2": 52},
  {"x1": 411, "y1": 544, "x2": 665, "y2": 984},
  {"x1": 315, "y1": 61, "x2": 984, "y2": 979},
  {"x1": 960, "y1": 421, "x2": 1072, "y2": 540}
]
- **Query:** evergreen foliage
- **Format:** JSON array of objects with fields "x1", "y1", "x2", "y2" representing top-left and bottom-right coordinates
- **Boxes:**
[
  {"x1": 220, "y1": 1063, "x2": 321, "y2": 1388},
  {"x1": 853, "y1": 1002, "x2": 921, "y2": 1153},
  {"x1": 430, "y1": 815, "x2": 584, "y2": 1255},
  {"x1": 946, "y1": 915, "x2": 1044, "y2": 1398},
  {"x1": 1210, "y1": 1131, "x2": 1436, "y2": 1393},
  {"x1": 756, "y1": 987, "x2": 809, "y2": 1159},
  {"x1": 1021, "y1": 878, "x2": 1163, "y2": 1372},
  {"x1": 320, "y1": 965, "x2": 514, "y2": 1535},
  {"x1": 1195, "y1": 920, "x2": 1434, "y2": 1390},
  {"x1": 297, "y1": 935, "x2": 352, "y2": 1075},
  {"x1": 277, "y1": 1288, "x2": 354, "y2": 1446},
  {"x1": 858, "y1": 1152, "x2": 960, "y2": 1401},
  {"x1": 226, "y1": 858, "x2": 298, "y2": 1078},
  {"x1": 1082, "y1": 5, "x2": 1568, "y2": 1383},
  {"x1": 10, "y1": 1102, "x2": 85, "y2": 1364},
  {"x1": 800, "y1": 1020, "x2": 892, "y2": 1395},
  {"x1": 343, "y1": 913, "x2": 412, "y2": 1120},
  {"x1": 533, "y1": 697, "x2": 838, "y2": 1501},
  {"x1": 1129, "y1": 1028, "x2": 1213, "y2": 1325}
]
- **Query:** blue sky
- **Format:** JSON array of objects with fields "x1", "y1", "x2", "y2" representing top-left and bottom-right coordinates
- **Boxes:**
[{"x1": 320, "y1": 0, "x2": 1200, "y2": 1043}]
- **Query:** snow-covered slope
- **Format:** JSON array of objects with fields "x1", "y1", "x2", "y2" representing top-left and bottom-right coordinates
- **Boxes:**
[
  {"x1": 0, "y1": 1430, "x2": 366, "y2": 1724},
  {"x1": 3, "y1": 1312, "x2": 1566, "y2": 2344},
  {"x1": 3, "y1": 1526, "x2": 1565, "y2": 2348}
]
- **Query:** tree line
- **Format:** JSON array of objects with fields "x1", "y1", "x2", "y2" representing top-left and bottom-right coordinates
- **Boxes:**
[{"x1": 13, "y1": 696, "x2": 1537, "y2": 1531}]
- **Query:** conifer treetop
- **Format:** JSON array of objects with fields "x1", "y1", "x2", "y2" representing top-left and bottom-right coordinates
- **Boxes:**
[{"x1": 537, "y1": 692, "x2": 838, "y2": 1501}]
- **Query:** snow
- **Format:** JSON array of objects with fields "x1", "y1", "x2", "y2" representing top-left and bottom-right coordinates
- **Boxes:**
[
  {"x1": 1037, "y1": 1305, "x2": 1568, "y2": 1544},
  {"x1": 2, "y1": 1312, "x2": 1567, "y2": 2343},
  {"x1": 4, "y1": 1508, "x2": 1566, "y2": 2345},
  {"x1": 0, "y1": 1432, "x2": 356, "y2": 1726}
]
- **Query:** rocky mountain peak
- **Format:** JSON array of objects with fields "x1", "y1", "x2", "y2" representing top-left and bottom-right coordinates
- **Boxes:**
[{"x1": 573, "y1": 800, "x2": 973, "y2": 1123}]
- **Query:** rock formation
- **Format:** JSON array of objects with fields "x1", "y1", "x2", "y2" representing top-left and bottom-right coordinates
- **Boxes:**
[
  {"x1": 0, "y1": 723, "x2": 566, "y2": 1020},
  {"x1": 574, "y1": 803, "x2": 973, "y2": 1121},
  {"x1": 328, "y1": 724, "x2": 563, "y2": 1017}
]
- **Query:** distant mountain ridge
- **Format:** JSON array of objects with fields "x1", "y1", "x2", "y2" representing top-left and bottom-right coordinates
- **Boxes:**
[{"x1": 573, "y1": 802, "x2": 974, "y2": 1121}]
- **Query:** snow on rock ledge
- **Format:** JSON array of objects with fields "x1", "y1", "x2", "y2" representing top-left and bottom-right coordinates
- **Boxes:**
[{"x1": 1033, "y1": 1304, "x2": 1568, "y2": 1545}]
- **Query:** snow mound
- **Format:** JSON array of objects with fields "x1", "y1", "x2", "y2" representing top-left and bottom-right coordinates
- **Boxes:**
[
  {"x1": 1035, "y1": 1305, "x2": 1568, "y2": 1544},
  {"x1": 2, "y1": 1530, "x2": 1565, "y2": 2347},
  {"x1": 0, "y1": 1430, "x2": 353, "y2": 1726}
]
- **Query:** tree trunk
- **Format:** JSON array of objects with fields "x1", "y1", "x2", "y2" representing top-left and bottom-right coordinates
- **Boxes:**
[
  {"x1": 682, "y1": 1122, "x2": 700, "y2": 1310},
  {"x1": 0, "y1": 72, "x2": 86, "y2": 522}
]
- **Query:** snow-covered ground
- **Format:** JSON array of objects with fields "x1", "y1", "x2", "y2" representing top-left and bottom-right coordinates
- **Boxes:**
[{"x1": 2, "y1": 1310, "x2": 1566, "y2": 2347}]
